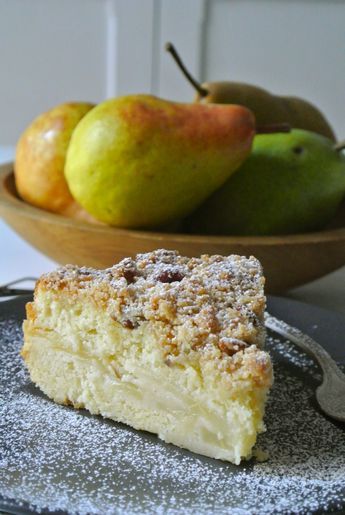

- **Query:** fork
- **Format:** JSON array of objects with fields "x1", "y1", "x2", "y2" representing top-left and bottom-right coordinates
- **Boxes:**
[
  {"x1": 0, "y1": 277, "x2": 36, "y2": 297},
  {"x1": 265, "y1": 312, "x2": 345, "y2": 423}
]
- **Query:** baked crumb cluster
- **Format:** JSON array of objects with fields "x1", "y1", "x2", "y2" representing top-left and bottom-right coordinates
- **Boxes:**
[{"x1": 38, "y1": 249, "x2": 267, "y2": 366}]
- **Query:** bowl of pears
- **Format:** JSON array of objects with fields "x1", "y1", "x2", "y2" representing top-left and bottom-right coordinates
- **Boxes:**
[{"x1": 1, "y1": 43, "x2": 345, "y2": 293}]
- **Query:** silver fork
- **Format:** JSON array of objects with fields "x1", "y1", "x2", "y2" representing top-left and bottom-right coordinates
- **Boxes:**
[
  {"x1": 265, "y1": 313, "x2": 345, "y2": 422},
  {"x1": 0, "y1": 277, "x2": 36, "y2": 297}
]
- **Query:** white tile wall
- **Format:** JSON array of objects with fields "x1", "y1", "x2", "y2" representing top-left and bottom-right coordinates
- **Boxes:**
[{"x1": 0, "y1": 0, "x2": 108, "y2": 145}]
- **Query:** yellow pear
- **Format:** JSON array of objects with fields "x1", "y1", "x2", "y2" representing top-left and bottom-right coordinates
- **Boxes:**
[{"x1": 65, "y1": 94, "x2": 255, "y2": 228}]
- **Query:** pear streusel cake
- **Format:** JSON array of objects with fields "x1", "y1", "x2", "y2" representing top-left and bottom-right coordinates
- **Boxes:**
[{"x1": 21, "y1": 249, "x2": 273, "y2": 464}]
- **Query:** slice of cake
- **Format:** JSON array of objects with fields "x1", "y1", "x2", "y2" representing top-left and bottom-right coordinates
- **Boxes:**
[{"x1": 21, "y1": 249, "x2": 273, "y2": 464}]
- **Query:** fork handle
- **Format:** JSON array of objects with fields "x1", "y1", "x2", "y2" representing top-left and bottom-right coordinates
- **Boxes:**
[{"x1": 265, "y1": 312, "x2": 345, "y2": 380}]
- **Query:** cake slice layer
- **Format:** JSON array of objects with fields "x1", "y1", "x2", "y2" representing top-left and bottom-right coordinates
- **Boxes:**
[{"x1": 22, "y1": 250, "x2": 273, "y2": 464}]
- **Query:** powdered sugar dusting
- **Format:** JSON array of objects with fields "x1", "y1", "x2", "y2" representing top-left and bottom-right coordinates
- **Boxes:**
[
  {"x1": 1, "y1": 312, "x2": 345, "y2": 514},
  {"x1": 36, "y1": 250, "x2": 266, "y2": 356}
]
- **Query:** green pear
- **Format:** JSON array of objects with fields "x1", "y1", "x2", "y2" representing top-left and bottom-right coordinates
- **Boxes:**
[
  {"x1": 64, "y1": 94, "x2": 255, "y2": 228},
  {"x1": 186, "y1": 130, "x2": 345, "y2": 236}
]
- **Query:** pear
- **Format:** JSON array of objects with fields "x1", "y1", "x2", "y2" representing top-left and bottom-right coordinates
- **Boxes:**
[
  {"x1": 196, "y1": 83, "x2": 336, "y2": 141},
  {"x1": 186, "y1": 130, "x2": 345, "y2": 236},
  {"x1": 15, "y1": 102, "x2": 97, "y2": 222},
  {"x1": 166, "y1": 43, "x2": 336, "y2": 141},
  {"x1": 64, "y1": 94, "x2": 255, "y2": 228}
]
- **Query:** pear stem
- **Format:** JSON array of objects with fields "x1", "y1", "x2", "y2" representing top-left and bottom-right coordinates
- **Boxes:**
[
  {"x1": 256, "y1": 123, "x2": 291, "y2": 134},
  {"x1": 335, "y1": 140, "x2": 345, "y2": 152},
  {"x1": 165, "y1": 42, "x2": 209, "y2": 98}
]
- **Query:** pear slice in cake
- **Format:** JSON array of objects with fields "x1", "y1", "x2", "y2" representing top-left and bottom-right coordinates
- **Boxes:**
[{"x1": 21, "y1": 249, "x2": 273, "y2": 464}]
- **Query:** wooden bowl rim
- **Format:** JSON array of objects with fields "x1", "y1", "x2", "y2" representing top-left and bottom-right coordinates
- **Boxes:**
[{"x1": 2, "y1": 162, "x2": 345, "y2": 246}]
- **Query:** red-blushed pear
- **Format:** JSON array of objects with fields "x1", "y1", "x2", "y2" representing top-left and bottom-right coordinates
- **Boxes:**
[
  {"x1": 64, "y1": 94, "x2": 255, "y2": 228},
  {"x1": 15, "y1": 102, "x2": 98, "y2": 222}
]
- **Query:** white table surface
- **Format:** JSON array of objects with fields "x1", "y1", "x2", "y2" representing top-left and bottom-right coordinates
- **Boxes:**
[{"x1": 1, "y1": 146, "x2": 345, "y2": 313}]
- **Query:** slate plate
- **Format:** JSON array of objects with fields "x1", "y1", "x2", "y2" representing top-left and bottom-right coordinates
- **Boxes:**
[{"x1": 0, "y1": 295, "x2": 344, "y2": 515}]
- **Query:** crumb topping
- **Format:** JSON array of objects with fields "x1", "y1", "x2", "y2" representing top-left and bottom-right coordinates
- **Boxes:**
[{"x1": 37, "y1": 250, "x2": 267, "y2": 365}]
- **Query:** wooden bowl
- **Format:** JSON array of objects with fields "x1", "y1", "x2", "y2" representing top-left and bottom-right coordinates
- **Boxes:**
[{"x1": 1, "y1": 162, "x2": 345, "y2": 293}]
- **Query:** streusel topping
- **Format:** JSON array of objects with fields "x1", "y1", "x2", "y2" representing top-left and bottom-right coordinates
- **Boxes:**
[{"x1": 37, "y1": 250, "x2": 266, "y2": 361}]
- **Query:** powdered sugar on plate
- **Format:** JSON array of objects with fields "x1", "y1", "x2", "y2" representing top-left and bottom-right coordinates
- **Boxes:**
[{"x1": 1, "y1": 305, "x2": 345, "y2": 514}]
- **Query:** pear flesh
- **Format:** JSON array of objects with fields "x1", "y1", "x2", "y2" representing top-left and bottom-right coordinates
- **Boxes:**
[
  {"x1": 186, "y1": 130, "x2": 345, "y2": 236},
  {"x1": 65, "y1": 94, "x2": 255, "y2": 228}
]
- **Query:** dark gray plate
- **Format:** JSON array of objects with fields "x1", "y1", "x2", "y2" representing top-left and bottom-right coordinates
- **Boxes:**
[{"x1": 0, "y1": 295, "x2": 344, "y2": 515}]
